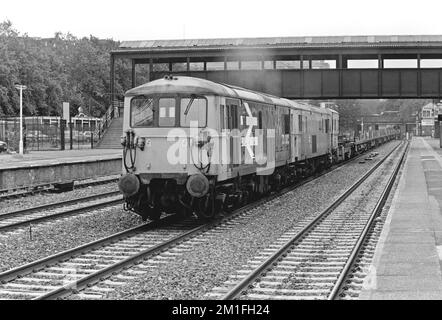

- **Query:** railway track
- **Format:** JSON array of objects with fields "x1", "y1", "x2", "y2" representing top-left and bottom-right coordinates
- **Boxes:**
[
  {"x1": 332, "y1": 155, "x2": 407, "y2": 300},
  {"x1": 0, "y1": 191, "x2": 122, "y2": 233},
  {"x1": 0, "y1": 214, "x2": 207, "y2": 299},
  {"x1": 0, "y1": 176, "x2": 120, "y2": 201},
  {"x1": 0, "y1": 142, "x2": 400, "y2": 300},
  {"x1": 210, "y1": 141, "x2": 407, "y2": 300}
]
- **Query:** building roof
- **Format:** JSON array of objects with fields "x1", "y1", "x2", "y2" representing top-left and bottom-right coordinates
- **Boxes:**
[
  {"x1": 422, "y1": 102, "x2": 436, "y2": 110},
  {"x1": 118, "y1": 35, "x2": 442, "y2": 52}
]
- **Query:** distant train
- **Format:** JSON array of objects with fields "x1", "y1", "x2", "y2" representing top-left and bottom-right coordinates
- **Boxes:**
[{"x1": 118, "y1": 76, "x2": 397, "y2": 220}]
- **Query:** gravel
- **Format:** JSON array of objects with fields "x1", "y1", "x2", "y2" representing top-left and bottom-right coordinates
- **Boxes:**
[
  {"x1": 0, "y1": 182, "x2": 119, "y2": 215},
  {"x1": 0, "y1": 204, "x2": 143, "y2": 273},
  {"x1": 90, "y1": 141, "x2": 402, "y2": 300}
]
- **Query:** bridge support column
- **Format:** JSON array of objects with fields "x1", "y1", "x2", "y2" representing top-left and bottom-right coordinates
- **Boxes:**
[
  {"x1": 300, "y1": 55, "x2": 304, "y2": 97},
  {"x1": 148, "y1": 58, "x2": 153, "y2": 82},
  {"x1": 131, "y1": 59, "x2": 136, "y2": 88},
  {"x1": 378, "y1": 54, "x2": 383, "y2": 68},
  {"x1": 338, "y1": 55, "x2": 343, "y2": 96},
  {"x1": 439, "y1": 121, "x2": 442, "y2": 148},
  {"x1": 110, "y1": 54, "x2": 115, "y2": 106},
  {"x1": 417, "y1": 54, "x2": 421, "y2": 97},
  {"x1": 378, "y1": 54, "x2": 383, "y2": 97}
]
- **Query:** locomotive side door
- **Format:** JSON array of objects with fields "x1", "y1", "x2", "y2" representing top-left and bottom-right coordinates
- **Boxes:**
[
  {"x1": 226, "y1": 98, "x2": 241, "y2": 171},
  {"x1": 290, "y1": 109, "x2": 300, "y2": 162},
  {"x1": 284, "y1": 108, "x2": 290, "y2": 156},
  {"x1": 298, "y1": 113, "x2": 306, "y2": 159}
]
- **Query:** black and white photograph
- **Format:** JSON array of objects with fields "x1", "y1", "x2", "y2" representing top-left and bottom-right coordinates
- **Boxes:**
[{"x1": 1, "y1": 0, "x2": 442, "y2": 312}]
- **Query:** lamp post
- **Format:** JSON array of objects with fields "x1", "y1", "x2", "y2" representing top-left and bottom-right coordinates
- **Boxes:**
[{"x1": 14, "y1": 84, "x2": 27, "y2": 156}]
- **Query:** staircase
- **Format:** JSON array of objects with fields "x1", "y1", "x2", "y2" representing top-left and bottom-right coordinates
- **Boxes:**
[{"x1": 96, "y1": 117, "x2": 123, "y2": 149}]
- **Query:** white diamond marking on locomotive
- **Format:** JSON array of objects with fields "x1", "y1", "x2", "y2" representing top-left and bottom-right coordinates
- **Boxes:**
[{"x1": 241, "y1": 102, "x2": 258, "y2": 159}]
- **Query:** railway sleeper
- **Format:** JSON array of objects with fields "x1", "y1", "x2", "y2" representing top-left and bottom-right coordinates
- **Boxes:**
[
  {"x1": 248, "y1": 287, "x2": 329, "y2": 295},
  {"x1": 245, "y1": 293, "x2": 324, "y2": 300},
  {"x1": 256, "y1": 280, "x2": 336, "y2": 288}
]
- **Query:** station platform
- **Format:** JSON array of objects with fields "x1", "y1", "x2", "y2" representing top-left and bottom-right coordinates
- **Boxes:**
[
  {"x1": 360, "y1": 137, "x2": 442, "y2": 299},
  {"x1": 0, "y1": 149, "x2": 122, "y2": 190}
]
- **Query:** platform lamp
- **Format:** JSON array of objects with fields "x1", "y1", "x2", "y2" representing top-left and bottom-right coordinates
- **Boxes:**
[{"x1": 14, "y1": 84, "x2": 27, "y2": 156}]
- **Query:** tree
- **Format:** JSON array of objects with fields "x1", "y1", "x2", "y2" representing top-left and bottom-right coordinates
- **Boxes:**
[
  {"x1": 378, "y1": 99, "x2": 431, "y2": 120},
  {"x1": 333, "y1": 100, "x2": 362, "y2": 132},
  {"x1": 0, "y1": 20, "x2": 132, "y2": 118},
  {"x1": 309, "y1": 99, "x2": 363, "y2": 132}
]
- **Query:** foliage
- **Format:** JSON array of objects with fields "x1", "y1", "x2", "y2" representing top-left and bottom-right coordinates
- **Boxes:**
[
  {"x1": 376, "y1": 99, "x2": 432, "y2": 120},
  {"x1": 0, "y1": 20, "x2": 134, "y2": 117},
  {"x1": 309, "y1": 98, "x2": 432, "y2": 132},
  {"x1": 331, "y1": 100, "x2": 362, "y2": 131},
  {"x1": 308, "y1": 99, "x2": 362, "y2": 131}
]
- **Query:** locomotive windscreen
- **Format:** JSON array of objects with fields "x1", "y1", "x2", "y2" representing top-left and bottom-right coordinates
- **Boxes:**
[
  {"x1": 131, "y1": 97, "x2": 154, "y2": 127},
  {"x1": 130, "y1": 95, "x2": 207, "y2": 128},
  {"x1": 180, "y1": 98, "x2": 207, "y2": 127}
]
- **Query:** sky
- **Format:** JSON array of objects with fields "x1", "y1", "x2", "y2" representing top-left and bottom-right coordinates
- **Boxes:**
[{"x1": 2, "y1": 0, "x2": 442, "y2": 41}]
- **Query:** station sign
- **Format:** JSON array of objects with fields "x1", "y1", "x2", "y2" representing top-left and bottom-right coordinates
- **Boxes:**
[{"x1": 62, "y1": 102, "x2": 70, "y2": 122}]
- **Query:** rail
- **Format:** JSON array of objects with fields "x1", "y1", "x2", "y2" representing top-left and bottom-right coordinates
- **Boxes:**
[
  {"x1": 0, "y1": 192, "x2": 123, "y2": 232},
  {"x1": 221, "y1": 141, "x2": 404, "y2": 300},
  {"x1": 0, "y1": 176, "x2": 120, "y2": 201},
  {"x1": 328, "y1": 141, "x2": 409, "y2": 299}
]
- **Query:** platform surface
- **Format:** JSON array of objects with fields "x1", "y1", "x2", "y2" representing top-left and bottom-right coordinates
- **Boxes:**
[
  {"x1": 0, "y1": 148, "x2": 121, "y2": 170},
  {"x1": 360, "y1": 137, "x2": 442, "y2": 299}
]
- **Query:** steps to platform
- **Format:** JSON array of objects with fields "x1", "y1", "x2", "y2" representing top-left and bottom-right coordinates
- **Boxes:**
[{"x1": 97, "y1": 117, "x2": 123, "y2": 149}]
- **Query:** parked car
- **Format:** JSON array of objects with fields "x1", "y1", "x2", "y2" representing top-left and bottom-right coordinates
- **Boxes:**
[{"x1": 0, "y1": 140, "x2": 7, "y2": 152}]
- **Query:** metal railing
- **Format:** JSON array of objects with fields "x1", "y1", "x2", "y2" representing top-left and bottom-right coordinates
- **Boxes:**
[
  {"x1": 96, "y1": 100, "x2": 124, "y2": 145},
  {"x1": 0, "y1": 116, "x2": 101, "y2": 152}
]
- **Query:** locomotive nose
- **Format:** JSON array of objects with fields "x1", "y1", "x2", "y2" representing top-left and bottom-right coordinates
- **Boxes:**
[{"x1": 118, "y1": 173, "x2": 140, "y2": 198}]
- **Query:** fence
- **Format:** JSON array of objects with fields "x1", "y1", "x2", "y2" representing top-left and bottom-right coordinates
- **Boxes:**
[{"x1": 0, "y1": 116, "x2": 102, "y2": 152}]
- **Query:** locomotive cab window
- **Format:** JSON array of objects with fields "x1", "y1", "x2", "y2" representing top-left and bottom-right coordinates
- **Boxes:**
[
  {"x1": 131, "y1": 96, "x2": 154, "y2": 127},
  {"x1": 159, "y1": 98, "x2": 176, "y2": 127},
  {"x1": 180, "y1": 97, "x2": 207, "y2": 127}
]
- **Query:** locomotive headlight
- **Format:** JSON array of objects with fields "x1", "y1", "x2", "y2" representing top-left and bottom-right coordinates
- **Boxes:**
[
  {"x1": 137, "y1": 137, "x2": 146, "y2": 151},
  {"x1": 120, "y1": 136, "x2": 127, "y2": 147}
]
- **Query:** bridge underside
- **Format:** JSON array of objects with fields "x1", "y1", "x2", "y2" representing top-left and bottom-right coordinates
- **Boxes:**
[{"x1": 149, "y1": 69, "x2": 442, "y2": 99}]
